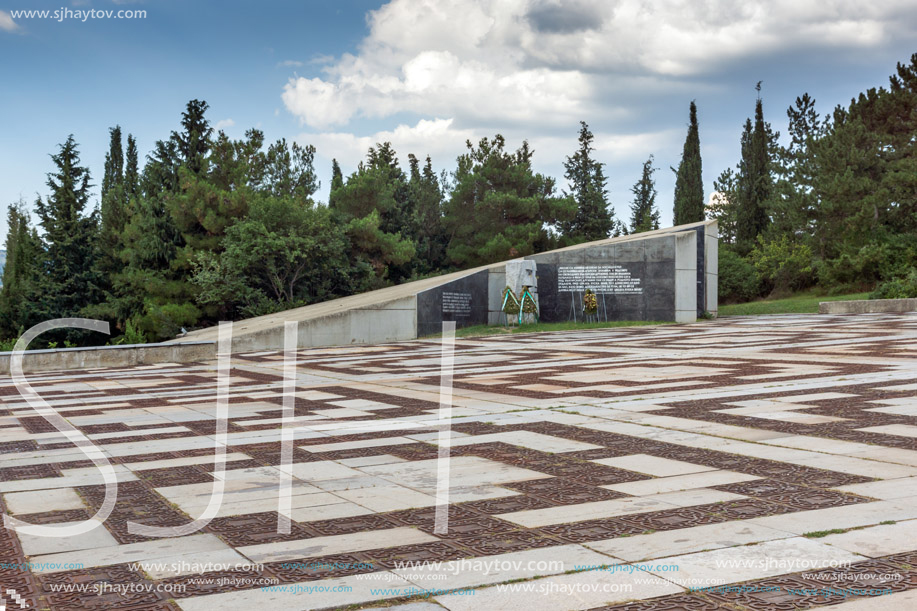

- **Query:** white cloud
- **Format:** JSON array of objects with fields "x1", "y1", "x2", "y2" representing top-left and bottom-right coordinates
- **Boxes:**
[
  {"x1": 285, "y1": 0, "x2": 917, "y2": 215},
  {"x1": 306, "y1": 118, "x2": 477, "y2": 172},
  {"x1": 278, "y1": 60, "x2": 304, "y2": 67},
  {"x1": 283, "y1": 0, "x2": 916, "y2": 130},
  {"x1": 214, "y1": 119, "x2": 235, "y2": 132},
  {"x1": 0, "y1": 10, "x2": 20, "y2": 32}
]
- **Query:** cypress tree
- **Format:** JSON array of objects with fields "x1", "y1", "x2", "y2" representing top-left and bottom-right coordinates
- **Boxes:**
[
  {"x1": 408, "y1": 154, "x2": 447, "y2": 273},
  {"x1": 125, "y1": 134, "x2": 140, "y2": 201},
  {"x1": 630, "y1": 156, "x2": 660, "y2": 233},
  {"x1": 562, "y1": 121, "x2": 614, "y2": 241},
  {"x1": 736, "y1": 85, "x2": 774, "y2": 253},
  {"x1": 98, "y1": 126, "x2": 127, "y2": 280},
  {"x1": 673, "y1": 101, "x2": 704, "y2": 225},
  {"x1": 0, "y1": 200, "x2": 42, "y2": 337},
  {"x1": 329, "y1": 158, "x2": 343, "y2": 208}
]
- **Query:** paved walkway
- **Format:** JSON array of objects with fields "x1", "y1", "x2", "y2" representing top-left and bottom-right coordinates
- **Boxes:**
[{"x1": 4, "y1": 313, "x2": 917, "y2": 610}]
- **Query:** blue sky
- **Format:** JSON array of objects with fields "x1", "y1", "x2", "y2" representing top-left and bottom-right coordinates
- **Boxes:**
[{"x1": 2, "y1": 0, "x2": 916, "y2": 243}]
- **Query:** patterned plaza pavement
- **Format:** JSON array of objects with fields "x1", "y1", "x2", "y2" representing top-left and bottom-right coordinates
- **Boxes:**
[{"x1": 5, "y1": 313, "x2": 917, "y2": 610}]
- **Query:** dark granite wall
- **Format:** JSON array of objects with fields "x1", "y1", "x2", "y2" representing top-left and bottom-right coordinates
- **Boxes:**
[
  {"x1": 416, "y1": 270, "x2": 489, "y2": 336},
  {"x1": 530, "y1": 238, "x2": 677, "y2": 323},
  {"x1": 416, "y1": 230, "x2": 703, "y2": 336},
  {"x1": 695, "y1": 225, "x2": 706, "y2": 315}
]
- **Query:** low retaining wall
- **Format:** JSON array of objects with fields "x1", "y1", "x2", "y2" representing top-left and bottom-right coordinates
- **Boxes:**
[
  {"x1": 0, "y1": 341, "x2": 216, "y2": 375},
  {"x1": 819, "y1": 298, "x2": 917, "y2": 315}
]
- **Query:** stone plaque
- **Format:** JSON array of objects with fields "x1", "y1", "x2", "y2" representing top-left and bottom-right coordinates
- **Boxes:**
[
  {"x1": 442, "y1": 291, "x2": 472, "y2": 316},
  {"x1": 557, "y1": 265, "x2": 643, "y2": 295}
]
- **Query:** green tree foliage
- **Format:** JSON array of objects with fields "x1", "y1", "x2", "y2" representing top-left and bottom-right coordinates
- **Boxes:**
[
  {"x1": 97, "y1": 126, "x2": 129, "y2": 284},
  {"x1": 561, "y1": 121, "x2": 615, "y2": 242},
  {"x1": 871, "y1": 269, "x2": 917, "y2": 299},
  {"x1": 748, "y1": 235, "x2": 816, "y2": 295},
  {"x1": 7, "y1": 52, "x2": 917, "y2": 340},
  {"x1": 629, "y1": 156, "x2": 660, "y2": 233},
  {"x1": 331, "y1": 144, "x2": 416, "y2": 285},
  {"x1": 125, "y1": 134, "x2": 140, "y2": 200},
  {"x1": 408, "y1": 154, "x2": 448, "y2": 275},
  {"x1": 735, "y1": 86, "x2": 778, "y2": 254},
  {"x1": 192, "y1": 195, "x2": 361, "y2": 318},
  {"x1": 444, "y1": 135, "x2": 575, "y2": 267},
  {"x1": 33, "y1": 136, "x2": 101, "y2": 339},
  {"x1": 672, "y1": 101, "x2": 704, "y2": 225},
  {"x1": 771, "y1": 94, "x2": 823, "y2": 242},
  {"x1": 710, "y1": 168, "x2": 738, "y2": 244},
  {"x1": 174, "y1": 99, "x2": 211, "y2": 174},
  {"x1": 110, "y1": 132, "x2": 188, "y2": 339},
  {"x1": 810, "y1": 55, "x2": 917, "y2": 262},
  {"x1": 0, "y1": 201, "x2": 42, "y2": 336},
  {"x1": 717, "y1": 247, "x2": 761, "y2": 303},
  {"x1": 714, "y1": 85, "x2": 779, "y2": 256}
]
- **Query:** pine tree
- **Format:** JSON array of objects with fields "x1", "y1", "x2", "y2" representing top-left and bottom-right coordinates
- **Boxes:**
[
  {"x1": 672, "y1": 101, "x2": 704, "y2": 225},
  {"x1": 33, "y1": 135, "x2": 101, "y2": 337},
  {"x1": 630, "y1": 156, "x2": 660, "y2": 233},
  {"x1": 562, "y1": 121, "x2": 614, "y2": 241},
  {"x1": 710, "y1": 168, "x2": 738, "y2": 244},
  {"x1": 772, "y1": 93, "x2": 822, "y2": 242},
  {"x1": 173, "y1": 99, "x2": 211, "y2": 174},
  {"x1": 443, "y1": 135, "x2": 576, "y2": 267}
]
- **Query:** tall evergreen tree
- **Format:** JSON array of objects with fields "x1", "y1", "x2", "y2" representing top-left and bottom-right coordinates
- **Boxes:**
[
  {"x1": 331, "y1": 143, "x2": 418, "y2": 284},
  {"x1": 630, "y1": 156, "x2": 660, "y2": 233},
  {"x1": 329, "y1": 159, "x2": 343, "y2": 208},
  {"x1": 125, "y1": 134, "x2": 140, "y2": 200},
  {"x1": 98, "y1": 126, "x2": 127, "y2": 281},
  {"x1": 672, "y1": 101, "x2": 704, "y2": 225},
  {"x1": 0, "y1": 200, "x2": 42, "y2": 337},
  {"x1": 771, "y1": 93, "x2": 822, "y2": 242},
  {"x1": 173, "y1": 99, "x2": 211, "y2": 174},
  {"x1": 408, "y1": 154, "x2": 447, "y2": 274},
  {"x1": 33, "y1": 135, "x2": 101, "y2": 335},
  {"x1": 735, "y1": 85, "x2": 775, "y2": 254},
  {"x1": 114, "y1": 134, "x2": 186, "y2": 339},
  {"x1": 562, "y1": 121, "x2": 614, "y2": 242}
]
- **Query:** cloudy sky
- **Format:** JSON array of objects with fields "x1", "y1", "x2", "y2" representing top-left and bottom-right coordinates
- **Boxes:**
[{"x1": 2, "y1": 0, "x2": 916, "y2": 242}]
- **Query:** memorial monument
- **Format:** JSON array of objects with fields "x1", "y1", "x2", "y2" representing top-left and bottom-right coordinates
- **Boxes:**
[{"x1": 171, "y1": 220, "x2": 718, "y2": 351}]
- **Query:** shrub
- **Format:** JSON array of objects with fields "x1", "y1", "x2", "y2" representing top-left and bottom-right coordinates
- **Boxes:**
[
  {"x1": 112, "y1": 318, "x2": 149, "y2": 345},
  {"x1": 749, "y1": 236, "x2": 816, "y2": 296},
  {"x1": 821, "y1": 236, "x2": 917, "y2": 291},
  {"x1": 718, "y1": 248, "x2": 762, "y2": 303},
  {"x1": 870, "y1": 269, "x2": 917, "y2": 299}
]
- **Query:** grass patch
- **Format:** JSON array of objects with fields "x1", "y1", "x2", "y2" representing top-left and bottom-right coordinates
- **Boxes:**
[
  {"x1": 803, "y1": 528, "x2": 850, "y2": 538},
  {"x1": 443, "y1": 319, "x2": 670, "y2": 339},
  {"x1": 720, "y1": 291, "x2": 870, "y2": 316}
]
